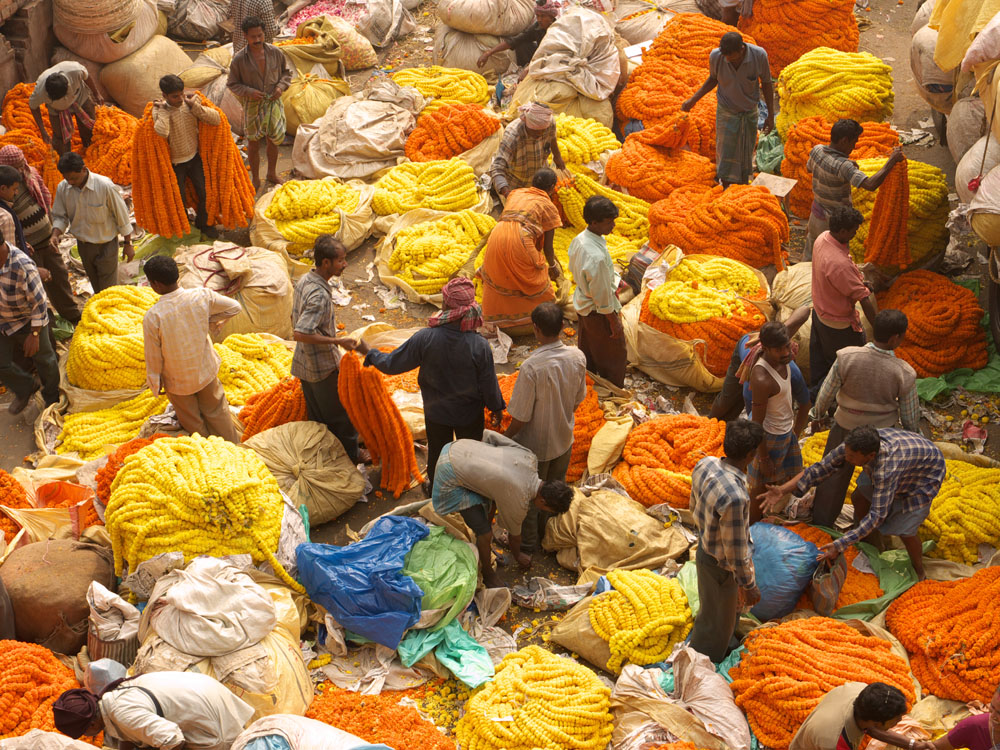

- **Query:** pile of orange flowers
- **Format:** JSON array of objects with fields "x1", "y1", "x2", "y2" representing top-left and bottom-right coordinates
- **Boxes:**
[
  {"x1": 649, "y1": 184, "x2": 789, "y2": 269},
  {"x1": 84, "y1": 106, "x2": 138, "y2": 186},
  {"x1": 605, "y1": 116, "x2": 717, "y2": 202},
  {"x1": 876, "y1": 270, "x2": 988, "y2": 377},
  {"x1": 488, "y1": 372, "x2": 520, "y2": 432},
  {"x1": 306, "y1": 683, "x2": 454, "y2": 750},
  {"x1": 0, "y1": 469, "x2": 29, "y2": 544},
  {"x1": 886, "y1": 566, "x2": 1000, "y2": 702},
  {"x1": 780, "y1": 116, "x2": 898, "y2": 218},
  {"x1": 864, "y1": 159, "x2": 910, "y2": 268},
  {"x1": 95, "y1": 434, "x2": 171, "y2": 506},
  {"x1": 37, "y1": 484, "x2": 102, "y2": 530},
  {"x1": 787, "y1": 523, "x2": 884, "y2": 609},
  {"x1": 566, "y1": 378, "x2": 606, "y2": 483},
  {"x1": 739, "y1": 0, "x2": 859, "y2": 76},
  {"x1": 729, "y1": 617, "x2": 915, "y2": 750},
  {"x1": 239, "y1": 378, "x2": 307, "y2": 440},
  {"x1": 613, "y1": 414, "x2": 725, "y2": 508},
  {"x1": 405, "y1": 103, "x2": 500, "y2": 162},
  {"x1": 0, "y1": 130, "x2": 60, "y2": 199},
  {"x1": 339, "y1": 352, "x2": 423, "y2": 498}
]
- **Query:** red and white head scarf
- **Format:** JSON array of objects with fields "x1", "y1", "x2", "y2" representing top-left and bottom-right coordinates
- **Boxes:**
[{"x1": 0, "y1": 145, "x2": 51, "y2": 212}]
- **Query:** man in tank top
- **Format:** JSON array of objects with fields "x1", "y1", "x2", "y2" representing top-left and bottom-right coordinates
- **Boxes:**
[{"x1": 747, "y1": 320, "x2": 811, "y2": 522}]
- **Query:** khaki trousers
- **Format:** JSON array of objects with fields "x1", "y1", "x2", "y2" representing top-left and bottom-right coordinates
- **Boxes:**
[{"x1": 168, "y1": 377, "x2": 239, "y2": 443}]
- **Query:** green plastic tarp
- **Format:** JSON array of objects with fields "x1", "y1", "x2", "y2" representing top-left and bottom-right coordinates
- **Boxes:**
[
  {"x1": 397, "y1": 619, "x2": 494, "y2": 688},
  {"x1": 756, "y1": 130, "x2": 784, "y2": 175},
  {"x1": 401, "y1": 525, "x2": 478, "y2": 632}
]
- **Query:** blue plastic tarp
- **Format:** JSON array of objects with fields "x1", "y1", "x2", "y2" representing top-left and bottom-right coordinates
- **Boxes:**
[{"x1": 749, "y1": 522, "x2": 818, "y2": 621}]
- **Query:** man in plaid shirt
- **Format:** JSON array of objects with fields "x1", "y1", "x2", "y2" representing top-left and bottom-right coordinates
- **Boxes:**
[
  {"x1": 0, "y1": 232, "x2": 59, "y2": 414},
  {"x1": 761, "y1": 425, "x2": 944, "y2": 580},
  {"x1": 689, "y1": 418, "x2": 764, "y2": 662}
]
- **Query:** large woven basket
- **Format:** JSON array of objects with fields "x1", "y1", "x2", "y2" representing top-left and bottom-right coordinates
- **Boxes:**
[{"x1": 53, "y1": 0, "x2": 141, "y2": 35}]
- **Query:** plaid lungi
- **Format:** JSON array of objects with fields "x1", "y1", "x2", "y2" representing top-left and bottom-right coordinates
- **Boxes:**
[
  {"x1": 748, "y1": 428, "x2": 803, "y2": 487},
  {"x1": 715, "y1": 103, "x2": 757, "y2": 185},
  {"x1": 243, "y1": 98, "x2": 286, "y2": 145}
]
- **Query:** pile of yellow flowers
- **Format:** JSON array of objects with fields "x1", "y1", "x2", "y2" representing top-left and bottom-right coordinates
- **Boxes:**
[
  {"x1": 391, "y1": 66, "x2": 489, "y2": 113},
  {"x1": 57, "y1": 391, "x2": 168, "y2": 459},
  {"x1": 801, "y1": 430, "x2": 862, "y2": 498},
  {"x1": 590, "y1": 569, "x2": 693, "y2": 673},
  {"x1": 558, "y1": 171, "x2": 650, "y2": 246},
  {"x1": 850, "y1": 158, "x2": 949, "y2": 265},
  {"x1": 215, "y1": 333, "x2": 293, "y2": 406},
  {"x1": 670, "y1": 257, "x2": 764, "y2": 299},
  {"x1": 106, "y1": 435, "x2": 302, "y2": 591},
  {"x1": 456, "y1": 645, "x2": 613, "y2": 750},
  {"x1": 920, "y1": 461, "x2": 1000, "y2": 564},
  {"x1": 648, "y1": 281, "x2": 747, "y2": 323},
  {"x1": 388, "y1": 210, "x2": 495, "y2": 295},
  {"x1": 372, "y1": 158, "x2": 480, "y2": 215},
  {"x1": 66, "y1": 286, "x2": 158, "y2": 391},
  {"x1": 264, "y1": 180, "x2": 361, "y2": 252},
  {"x1": 776, "y1": 47, "x2": 894, "y2": 138},
  {"x1": 555, "y1": 113, "x2": 621, "y2": 167}
]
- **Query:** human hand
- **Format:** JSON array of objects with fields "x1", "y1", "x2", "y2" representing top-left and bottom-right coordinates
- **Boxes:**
[
  {"x1": 889, "y1": 146, "x2": 904, "y2": 164},
  {"x1": 548, "y1": 263, "x2": 560, "y2": 281},
  {"x1": 353, "y1": 339, "x2": 370, "y2": 356},
  {"x1": 477, "y1": 52, "x2": 490, "y2": 68},
  {"x1": 490, "y1": 411, "x2": 503, "y2": 429},
  {"x1": 334, "y1": 337, "x2": 358, "y2": 351},
  {"x1": 739, "y1": 585, "x2": 760, "y2": 609},
  {"x1": 757, "y1": 485, "x2": 784, "y2": 514},
  {"x1": 499, "y1": 185, "x2": 511, "y2": 198},
  {"x1": 154, "y1": 99, "x2": 166, "y2": 110},
  {"x1": 184, "y1": 92, "x2": 198, "y2": 105},
  {"x1": 51, "y1": 228, "x2": 63, "y2": 244},
  {"x1": 553, "y1": 158, "x2": 567, "y2": 171},
  {"x1": 38, "y1": 267, "x2": 51, "y2": 282},
  {"x1": 680, "y1": 98, "x2": 695, "y2": 112},
  {"x1": 122, "y1": 242, "x2": 134, "y2": 262},
  {"x1": 514, "y1": 551, "x2": 532, "y2": 568},
  {"x1": 816, "y1": 545, "x2": 838, "y2": 563},
  {"x1": 761, "y1": 114, "x2": 775, "y2": 135},
  {"x1": 249, "y1": 90, "x2": 265, "y2": 101},
  {"x1": 23, "y1": 331, "x2": 39, "y2": 358}
]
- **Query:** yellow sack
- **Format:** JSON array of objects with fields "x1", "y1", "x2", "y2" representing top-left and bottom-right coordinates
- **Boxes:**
[
  {"x1": 587, "y1": 416, "x2": 633, "y2": 476},
  {"x1": 279, "y1": 31, "x2": 346, "y2": 78},
  {"x1": 281, "y1": 74, "x2": 351, "y2": 135}
]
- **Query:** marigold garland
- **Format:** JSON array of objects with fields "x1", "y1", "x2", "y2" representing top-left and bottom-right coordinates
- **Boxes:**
[
  {"x1": 669, "y1": 256, "x2": 767, "y2": 300},
  {"x1": 84, "y1": 106, "x2": 138, "y2": 185},
  {"x1": 57, "y1": 391, "x2": 169, "y2": 460},
  {"x1": 566, "y1": 378, "x2": 606, "y2": 482},
  {"x1": 391, "y1": 66, "x2": 489, "y2": 108},
  {"x1": 389, "y1": 210, "x2": 496, "y2": 296},
  {"x1": 0, "y1": 469, "x2": 29, "y2": 543},
  {"x1": 875, "y1": 270, "x2": 987, "y2": 378},
  {"x1": 0, "y1": 130, "x2": 60, "y2": 200},
  {"x1": 556, "y1": 170, "x2": 650, "y2": 246},
  {"x1": 264, "y1": 179, "x2": 361, "y2": 253},
  {"x1": 214, "y1": 333, "x2": 294, "y2": 406},
  {"x1": 729, "y1": 617, "x2": 915, "y2": 750},
  {"x1": 919, "y1": 460, "x2": 1000, "y2": 564},
  {"x1": 372, "y1": 158, "x2": 480, "y2": 215},
  {"x1": 95, "y1": 434, "x2": 171, "y2": 506},
  {"x1": 556, "y1": 113, "x2": 620, "y2": 166},
  {"x1": 197, "y1": 95, "x2": 255, "y2": 229},
  {"x1": 487, "y1": 372, "x2": 520, "y2": 432},
  {"x1": 405, "y1": 102, "x2": 500, "y2": 162},
  {"x1": 613, "y1": 414, "x2": 725, "y2": 508},
  {"x1": 864, "y1": 158, "x2": 911, "y2": 268},
  {"x1": 886, "y1": 567, "x2": 1000, "y2": 702},
  {"x1": 738, "y1": 0, "x2": 859, "y2": 76},
  {"x1": 339, "y1": 352, "x2": 423, "y2": 498},
  {"x1": 786, "y1": 523, "x2": 884, "y2": 609},
  {"x1": 238, "y1": 378, "x2": 307, "y2": 440}
]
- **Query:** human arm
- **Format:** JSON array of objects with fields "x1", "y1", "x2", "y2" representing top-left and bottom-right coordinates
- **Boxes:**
[
  {"x1": 810, "y1": 358, "x2": 841, "y2": 422},
  {"x1": 682, "y1": 76, "x2": 718, "y2": 111},
  {"x1": 719, "y1": 501, "x2": 758, "y2": 593},
  {"x1": 858, "y1": 148, "x2": 904, "y2": 191},
  {"x1": 359, "y1": 334, "x2": 423, "y2": 375},
  {"x1": 478, "y1": 39, "x2": 512, "y2": 68},
  {"x1": 207, "y1": 290, "x2": 243, "y2": 324},
  {"x1": 826, "y1": 474, "x2": 896, "y2": 553},
  {"x1": 490, "y1": 129, "x2": 518, "y2": 197},
  {"x1": 550, "y1": 132, "x2": 565, "y2": 171},
  {"x1": 272, "y1": 52, "x2": 293, "y2": 98},
  {"x1": 758, "y1": 469, "x2": 807, "y2": 514},
  {"x1": 899, "y1": 385, "x2": 921, "y2": 434},
  {"x1": 27, "y1": 86, "x2": 53, "y2": 144},
  {"x1": 19, "y1": 258, "x2": 49, "y2": 358},
  {"x1": 860, "y1": 293, "x2": 878, "y2": 329},
  {"x1": 151, "y1": 103, "x2": 171, "y2": 139},
  {"x1": 783, "y1": 305, "x2": 811, "y2": 339},
  {"x1": 104, "y1": 696, "x2": 185, "y2": 750},
  {"x1": 794, "y1": 399, "x2": 811, "y2": 437},
  {"x1": 542, "y1": 229, "x2": 559, "y2": 279},
  {"x1": 187, "y1": 95, "x2": 222, "y2": 126},
  {"x1": 478, "y1": 342, "x2": 507, "y2": 414},
  {"x1": 864, "y1": 729, "x2": 934, "y2": 750},
  {"x1": 226, "y1": 58, "x2": 263, "y2": 100},
  {"x1": 50, "y1": 185, "x2": 69, "y2": 236},
  {"x1": 143, "y1": 314, "x2": 164, "y2": 395},
  {"x1": 760, "y1": 75, "x2": 775, "y2": 134},
  {"x1": 749, "y1": 366, "x2": 776, "y2": 470},
  {"x1": 82, "y1": 71, "x2": 104, "y2": 104},
  {"x1": 106, "y1": 185, "x2": 134, "y2": 260},
  {"x1": 504, "y1": 371, "x2": 534, "y2": 439}
]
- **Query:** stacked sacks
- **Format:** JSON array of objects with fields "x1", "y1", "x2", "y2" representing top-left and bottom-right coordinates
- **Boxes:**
[
  {"x1": 433, "y1": 0, "x2": 534, "y2": 79},
  {"x1": 180, "y1": 45, "x2": 244, "y2": 135},
  {"x1": 53, "y1": 0, "x2": 158, "y2": 64},
  {"x1": 739, "y1": 0, "x2": 859, "y2": 76},
  {"x1": 100, "y1": 36, "x2": 194, "y2": 117}
]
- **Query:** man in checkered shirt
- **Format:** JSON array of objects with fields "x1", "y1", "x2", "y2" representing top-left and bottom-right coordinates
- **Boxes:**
[{"x1": 0, "y1": 229, "x2": 59, "y2": 414}]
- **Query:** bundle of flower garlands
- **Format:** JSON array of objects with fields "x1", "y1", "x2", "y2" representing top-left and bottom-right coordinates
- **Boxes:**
[
  {"x1": 0, "y1": 129, "x2": 60, "y2": 197},
  {"x1": 264, "y1": 179, "x2": 360, "y2": 253},
  {"x1": 851, "y1": 158, "x2": 949, "y2": 266},
  {"x1": 391, "y1": 66, "x2": 489, "y2": 113},
  {"x1": 865, "y1": 158, "x2": 910, "y2": 268},
  {"x1": 555, "y1": 113, "x2": 621, "y2": 167},
  {"x1": 776, "y1": 48, "x2": 894, "y2": 138},
  {"x1": 106, "y1": 434, "x2": 302, "y2": 591},
  {"x1": 57, "y1": 391, "x2": 168, "y2": 459},
  {"x1": 239, "y1": 378, "x2": 307, "y2": 440},
  {"x1": 389, "y1": 209, "x2": 496, "y2": 295},
  {"x1": 456, "y1": 645, "x2": 614, "y2": 750},
  {"x1": 66, "y1": 285, "x2": 158, "y2": 390},
  {"x1": 613, "y1": 414, "x2": 725, "y2": 508},
  {"x1": 132, "y1": 95, "x2": 254, "y2": 237},
  {"x1": 787, "y1": 523, "x2": 884, "y2": 609},
  {"x1": 919, "y1": 460, "x2": 1000, "y2": 564},
  {"x1": 590, "y1": 569, "x2": 693, "y2": 673},
  {"x1": 729, "y1": 617, "x2": 915, "y2": 750},
  {"x1": 84, "y1": 106, "x2": 138, "y2": 186},
  {"x1": 605, "y1": 116, "x2": 717, "y2": 202},
  {"x1": 669, "y1": 256, "x2": 768, "y2": 300},
  {"x1": 875, "y1": 270, "x2": 987, "y2": 378},
  {"x1": 566, "y1": 377, "x2": 605, "y2": 482},
  {"x1": 405, "y1": 102, "x2": 500, "y2": 162},
  {"x1": 372, "y1": 158, "x2": 480, "y2": 215},
  {"x1": 557, "y1": 171, "x2": 650, "y2": 249},
  {"x1": 0, "y1": 468, "x2": 29, "y2": 543},
  {"x1": 801, "y1": 430, "x2": 861, "y2": 496},
  {"x1": 780, "y1": 116, "x2": 898, "y2": 218},
  {"x1": 215, "y1": 333, "x2": 294, "y2": 406},
  {"x1": 739, "y1": 0, "x2": 859, "y2": 76},
  {"x1": 338, "y1": 352, "x2": 423, "y2": 498},
  {"x1": 887, "y1": 566, "x2": 1000, "y2": 702},
  {"x1": 95, "y1": 434, "x2": 171, "y2": 505},
  {"x1": 649, "y1": 184, "x2": 790, "y2": 270}
]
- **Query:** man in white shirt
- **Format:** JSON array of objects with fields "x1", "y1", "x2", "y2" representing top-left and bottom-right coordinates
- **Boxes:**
[
  {"x1": 142, "y1": 255, "x2": 242, "y2": 442},
  {"x1": 28, "y1": 61, "x2": 103, "y2": 156}
]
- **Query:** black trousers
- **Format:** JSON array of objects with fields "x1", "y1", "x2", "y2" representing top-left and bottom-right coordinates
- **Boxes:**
[
  {"x1": 424, "y1": 413, "x2": 485, "y2": 488},
  {"x1": 173, "y1": 153, "x2": 209, "y2": 231},
  {"x1": 689, "y1": 547, "x2": 740, "y2": 663},
  {"x1": 301, "y1": 369, "x2": 360, "y2": 463},
  {"x1": 809, "y1": 311, "x2": 864, "y2": 400}
]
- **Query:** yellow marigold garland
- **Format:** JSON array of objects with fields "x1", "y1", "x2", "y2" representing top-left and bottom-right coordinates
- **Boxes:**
[
  {"x1": 372, "y1": 158, "x2": 480, "y2": 215},
  {"x1": 57, "y1": 391, "x2": 169, "y2": 459},
  {"x1": 920, "y1": 460, "x2": 1000, "y2": 564},
  {"x1": 388, "y1": 210, "x2": 495, "y2": 295},
  {"x1": 264, "y1": 179, "x2": 361, "y2": 253},
  {"x1": 215, "y1": 333, "x2": 294, "y2": 406}
]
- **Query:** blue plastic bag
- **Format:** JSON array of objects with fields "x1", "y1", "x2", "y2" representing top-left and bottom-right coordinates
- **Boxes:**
[
  {"x1": 749, "y1": 522, "x2": 818, "y2": 621},
  {"x1": 296, "y1": 516, "x2": 429, "y2": 648}
]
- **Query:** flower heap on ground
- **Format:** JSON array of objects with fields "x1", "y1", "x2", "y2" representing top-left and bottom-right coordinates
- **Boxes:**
[
  {"x1": 851, "y1": 158, "x2": 949, "y2": 266},
  {"x1": 57, "y1": 391, "x2": 169, "y2": 459},
  {"x1": 780, "y1": 116, "x2": 898, "y2": 218},
  {"x1": 639, "y1": 257, "x2": 768, "y2": 376},
  {"x1": 405, "y1": 102, "x2": 500, "y2": 162},
  {"x1": 739, "y1": 0, "x2": 859, "y2": 76},
  {"x1": 589, "y1": 569, "x2": 693, "y2": 673},
  {"x1": 864, "y1": 159, "x2": 910, "y2": 268},
  {"x1": 0, "y1": 129, "x2": 60, "y2": 197},
  {"x1": 605, "y1": 115, "x2": 717, "y2": 203},
  {"x1": 455, "y1": 645, "x2": 614, "y2": 750},
  {"x1": 613, "y1": 414, "x2": 726, "y2": 508},
  {"x1": 729, "y1": 617, "x2": 915, "y2": 750},
  {"x1": 648, "y1": 184, "x2": 790, "y2": 269},
  {"x1": 106, "y1": 434, "x2": 302, "y2": 591},
  {"x1": 264, "y1": 179, "x2": 361, "y2": 253},
  {"x1": 555, "y1": 113, "x2": 620, "y2": 170},
  {"x1": 566, "y1": 377, "x2": 605, "y2": 482},
  {"x1": 0, "y1": 469, "x2": 29, "y2": 543},
  {"x1": 490, "y1": 372, "x2": 520, "y2": 431},
  {"x1": 95, "y1": 434, "x2": 171, "y2": 506},
  {"x1": 886, "y1": 566, "x2": 1000, "y2": 702},
  {"x1": 801, "y1": 430, "x2": 861, "y2": 495},
  {"x1": 372, "y1": 158, "x2": 480, "y2": 215},
  {"x1": 391, "y1": 66, "x2": 489, "y2": 114},
  {"x1": 389, "y1": 210, "x2": 495, "y2": 295},
  {"x1": 786, "y1": 523, "x2": 884, "y2": 608},
  {"x1": 82, "y1": 106, "x2": 138, "y2": 185},
  {"x1": 919, "y1": 461, "x2": 1000, "y2": 564},
  {"x1": 556, "y1": 170, "x2": 650, "y2": 253},
  {"x1": 239, "y1": 378, "x2": 307, "y2": 440},
  {"x1": 775, "y1": 48, "x2": 894, "y2": 138},
  {"x1": 875, "y1": 270, "x2": 987, "y2": 378},
  {"x1": 66, "y1": 285, "x2": 159, "y2": 391},
  {"x1": 616, "y1": 14, "x2": 757, "y2": 161},
  {"x1": 214, "y1": 333, "x2": 294, "y2": 406},
  {"x1": 338, "y1": 352, "x2": 423, "y2": 498}
]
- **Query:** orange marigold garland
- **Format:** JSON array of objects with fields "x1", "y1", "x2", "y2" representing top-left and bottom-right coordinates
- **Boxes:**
[
  {"x1": 84, "y1": 106, "x2": 138, "y2": 186},
  {"x1": 738, "y1": 0, "x2": 859, "y2": 76},
  {"x1": 0, "y1": 469, "x2": 29, "y2": 543},
  {"x1": 729, "y1": 617, "x2": 915, "y2": 750},
  {"x1": 864, "y1": 158, "x2": 910, "y2": 268},
  {"x1": 95, "y1": 434, "x2": 171, "y2": 506},
  {"x1": 132, "y1": 102, "x2": 190, "y2": 238},
  {"x1": 886, "y1": 566, "x2": 1000, "y2": 702},
  {"x1": 875, "y1": 270, "x2": 988, "y2": 378},
  {"x1": 613, "y1": 414, "x2": 725, "y2": 508},
  {"x1": 339, "y1": 352, "x2": 423, "y2": 498},
  {"x1": 0, "y1": 130, "x2": 60, "y2": 200},
  {"x1": 786, "y1": 523, "x2": 884, "y2": 609},
  {"x1": 405, "y1": 103, "x2": 500, "y2": 162},
  {"x1": 197, "y1": 94, "x2": 255, "y2": 229},
  {"x1": 566, "y1": 378, "x2": 606, "y2": 483},
  {"x1": 487, "y1": 372, "x2": 520, "y2": 432},
  {"x1": 238, "y1": 377, "x2": 307, "y2": 440}
]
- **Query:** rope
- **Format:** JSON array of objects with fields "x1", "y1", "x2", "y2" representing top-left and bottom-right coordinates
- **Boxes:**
[{"x1": 191, "y1": 244, "x2": 247, "y2": 296}]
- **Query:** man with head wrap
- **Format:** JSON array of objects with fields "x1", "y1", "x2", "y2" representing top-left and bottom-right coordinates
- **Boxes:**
[
  {"x1": 53, "y1": 671, "x2": 254, "y2": 750},
  {"x1": 490, "y1": 102, "x2": 566, "y2": 199},
  {"x1": 354, "y1": 277, "x2": 506, "y2": 494}
]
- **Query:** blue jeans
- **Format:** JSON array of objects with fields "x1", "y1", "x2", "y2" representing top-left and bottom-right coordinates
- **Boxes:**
[{"x1": 0, "y1": 322, "x2": 59, "y2": 404}]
